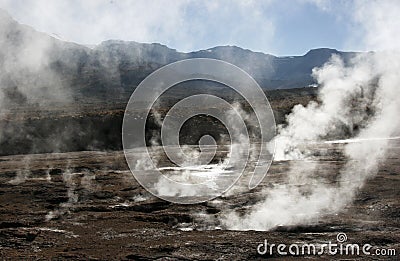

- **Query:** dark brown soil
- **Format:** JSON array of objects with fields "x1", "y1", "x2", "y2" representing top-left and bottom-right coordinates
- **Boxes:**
[{"x1": 0, "y1": 140, "x2": 398, "y2": 260}]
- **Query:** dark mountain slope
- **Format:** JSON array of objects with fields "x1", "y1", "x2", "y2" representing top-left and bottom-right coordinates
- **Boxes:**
[{"x1": 0, "y1": 10, "x2": 361, "y2": 104}]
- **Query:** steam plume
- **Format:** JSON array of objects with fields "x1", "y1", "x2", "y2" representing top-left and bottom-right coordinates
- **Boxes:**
[{"x1": 221, "y1": 0, "x2": 400, "y2": 230}]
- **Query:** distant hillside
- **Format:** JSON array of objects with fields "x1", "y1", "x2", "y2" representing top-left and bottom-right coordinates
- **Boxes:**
[{"x1": 0, "y1": 9, "x2": 360, "y2": 104}]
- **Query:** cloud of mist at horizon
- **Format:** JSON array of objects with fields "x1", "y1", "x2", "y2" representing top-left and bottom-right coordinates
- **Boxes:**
[
  {"x1": 0, "y1": 0, "x2": 274, "y2": 53},
  {"x1": 0, "y1": 0, "x2": 362, "y2": 55}
]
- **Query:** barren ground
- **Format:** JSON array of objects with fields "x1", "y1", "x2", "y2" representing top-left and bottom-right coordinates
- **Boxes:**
[{"x1": 0, "y1": 140, "x2": 399, "y2": 260}]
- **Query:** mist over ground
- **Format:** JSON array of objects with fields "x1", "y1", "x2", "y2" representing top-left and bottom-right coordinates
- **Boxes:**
[{"x1": 0, "y1": 0, "x2": 399, "y2": 259}]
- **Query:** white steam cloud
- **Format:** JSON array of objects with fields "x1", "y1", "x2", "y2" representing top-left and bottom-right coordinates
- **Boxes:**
[
  {"x1": 0, "y1": 9, "x2": 74, "y2": 153},
  {"x1": 221, "y1": 0, "x2": 400, "y2": 230},
  {"x1": 0, "y1": 0, "x2": 276, "y2": 53},
  {"x1": 0, "y1": 10, "x2": 72, "y2": 107}
]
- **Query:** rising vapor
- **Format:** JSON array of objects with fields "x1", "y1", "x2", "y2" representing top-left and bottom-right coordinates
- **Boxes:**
[{"x1": 221, "y1": 0, "x2": 400, "y2": 230}]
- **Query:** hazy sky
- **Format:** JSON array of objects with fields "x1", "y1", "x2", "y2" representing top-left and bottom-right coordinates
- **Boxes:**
[{"x1": 0, "y1": 0, "x2": 376, "y2": 55}]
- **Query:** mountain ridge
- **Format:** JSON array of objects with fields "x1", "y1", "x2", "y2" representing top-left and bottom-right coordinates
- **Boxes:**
[{"x1": 0, "y1": 9, "x2": 362, "y2": 103}]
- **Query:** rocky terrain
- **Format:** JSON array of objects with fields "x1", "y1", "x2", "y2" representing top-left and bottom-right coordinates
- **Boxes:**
[
  {"x1": 0, "y1": 140, "x2": 399, "y2": 259},
  {"x1": 0, "y1": 87, "x2": 318, "y2": 156}
]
